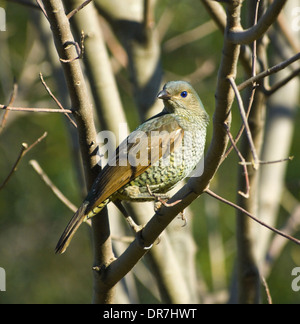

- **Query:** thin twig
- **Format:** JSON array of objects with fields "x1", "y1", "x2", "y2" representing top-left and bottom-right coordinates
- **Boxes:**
[
  {"x1": 222, "y1": 84, "x2": 257, "y2": 161},
  {"x1": 204, "y1": 188, "x2": 300, "y2": 246},
  {"x1": 39, "y1": 73, "x2": 77, "y2": 128},
  {"x1": 264, "y1": 199, "x2": 300, "y2": 277},
  {"x1": 240, "y1": 156, "x2": 293, "y2": 165},
  {"x1": 67, "y1": 0, "x2": 93, "y2": 20},
  {"x1": 0, "y1": 82, "x2": 18, "y2": 134},
  {"x1": 0, "y1": 143, "x2": 28, "y2": 190},
  {"x1": 224, "y1": 123, "x2": 250, "y2": 198},
  {"x1": 261, "y1": 276, "x2": 273, "y2": 304},
  {"x1": 251, "y1": 0, "x2": 260, "y2": 81},
  {"x1": 0, "y1": 105, "x2": 73, "y2": 114},
  {"x1": 228, "y1": 76, "x2": 260, "y2": 169},
  {"x1": 29, "y1": 160, "x2": 78, "y2": 213},
  {"x1": 238, "y1": 52, "x2": 300, "y2": 92},
  {"x1": 223, "y1": 1, "x2": 261, "y2": 166},
  {"x1": 0, "y1": 132, "x2": 47, "y2": 190},
  {"x1": 36, "y1": 0, "x2": 48, "y2": 20},
  {"x1": 263, "y1": 68, "x2": 300, "y2": 96},
  {"x1": 26, "y1": 131, "x2": 48, "y2": 152}
]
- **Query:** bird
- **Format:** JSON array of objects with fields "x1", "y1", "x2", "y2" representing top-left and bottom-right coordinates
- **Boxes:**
[{"x1": 55, "y1": 80, "x2": 209, "y2": 254}]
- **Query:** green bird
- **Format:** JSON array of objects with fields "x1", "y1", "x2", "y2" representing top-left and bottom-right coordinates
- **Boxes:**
[{"x1": 55, "y1": 81, "x2": 209, "y2": 254}]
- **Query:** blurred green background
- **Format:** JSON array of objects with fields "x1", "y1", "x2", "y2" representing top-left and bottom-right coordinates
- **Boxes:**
[{"x1": 0, "y1": 0, "x2": 300, "y2": 303}]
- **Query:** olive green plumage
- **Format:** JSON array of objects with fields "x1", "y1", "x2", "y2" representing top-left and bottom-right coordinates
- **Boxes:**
[{"x1": 55, "y1": 81, "x2": 209, "y2": 254}]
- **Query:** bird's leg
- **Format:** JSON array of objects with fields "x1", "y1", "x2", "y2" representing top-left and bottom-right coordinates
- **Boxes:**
[
  {"x1": 113, "y1": 200, "x2": 154, "y2": 250},
  {"x1": 113, "y1": 200, "x2": 142, "y2": 233},
  {"x1": 146, "y1": 185, "x2": 182, "y2": 209}
]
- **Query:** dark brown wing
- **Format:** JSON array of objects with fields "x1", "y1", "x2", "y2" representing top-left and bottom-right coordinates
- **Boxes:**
[{"x1": 86, "y1": 113, "x2": 184, "y2": 211}]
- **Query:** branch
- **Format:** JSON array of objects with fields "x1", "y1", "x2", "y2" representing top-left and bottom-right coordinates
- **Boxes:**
[
  {"x1": 39, "y1": 72, "x2": 77, "y2": 127},
  {"x1": 204, "y1": 189, "x2": 300, "y2": 246},
  {"x1": 0, "y1": 143, "x2": 27, "y2": 190},
  {"x1": 238, "y1": 52, "x2": 300, "y2": 92},
  {"x1": 228, "y1": 76, "x2": 260, "y2": 169},
  {"x1": 199, "y1": 0, "x2": 226, "y2": 32},
  {"x1": 224, "y1": 123, "x2": 250, "y2": 198},
  {"x1": 264, "y1": 68, "x2": 300, "y2": 96},
  {"x1": 0, "y1": 105, "x2": 73, "y2": 114},
  {"x1": 67, "y1": 0, "x2": 93, "y2": 19},
  {"x1": 0, "y1": 82, "x2": 18, "y2": 134},
  {"x1": 42, "y1": 0, "x2": 115, "y2": 304},
  {"x1": 0, "y1": 132, "x2": 47, "y2": 190},
  {"x1": 29, "y1": 160, "x2": 78, "y2": 213},
  {"x1": 263, "y1": 200, "x2": 300, "y2": 277},
  {"x1": 261, "y1": 276, "x2": 272, "y2": 304},
  {"x1": 41, "y1": 0, "x2": 98, "y2": 186},
  {"x1": 228, "y1": 0, "x2": 288, "y2": 45}
]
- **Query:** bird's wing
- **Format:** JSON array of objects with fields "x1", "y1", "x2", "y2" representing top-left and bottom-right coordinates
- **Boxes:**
[{"x1": 86, "y1": 113, "x2": 184, "y2": 211}]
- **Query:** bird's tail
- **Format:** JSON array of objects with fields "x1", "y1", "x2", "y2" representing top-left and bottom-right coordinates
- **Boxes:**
[{"x1": 55, "y1": 201, "x2": 89, "y2": 254}]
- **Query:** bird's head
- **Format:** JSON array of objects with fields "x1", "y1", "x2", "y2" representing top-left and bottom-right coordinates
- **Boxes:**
[{"x1": 157, "y1": 81, "x2": 207, "y2": 117}]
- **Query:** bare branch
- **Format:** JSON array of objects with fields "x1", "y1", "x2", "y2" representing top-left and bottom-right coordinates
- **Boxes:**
[
  {"x1": 39, "y1": 73, "x2": 77, "y2": 127},
  {"x1": 204, "y1": 188, "x2": 300, "y2": 247},
  {"x1": 240, "y1": 156, "x2": 293, "y2": 166},
  {"x1": 228, "y1": 0, "x2": 288, "y2": 45},
  {"x1": 199, "y1": 0, "x2": 226, "y2": 32},
  {"x1": 261, "y1": 276, "x2": 272, "y2": 304},
  {"x1": 238, "y1": 52, "x2": 300, "y2": 92},
  {"x1": 26, "y1": 131, "x2": 48, "y2": 152},
  {"x1": 224, "y1": 123, "x2": 250, "y2": 198},
  {"x1": 228, "y1": 76, "x2": 260, "y2": 169},
  {"x1": 67, "y1": 0, "x2": 93, "y2": 20},
  {"x1": 36, "y1": 0, "x2": 48, "y2": 19},
  {"x1": 0, "y1": 82, "x2": 18, "y2": 134},
  {"x1": 0, "y1": 105, "x2": 73, "y2": 114},
  {"x1": 42, "y1": 0, "x2": 114, "y2": 304},
  {"x1": 264, "y1": 68, "x2": 300, "y2": 96},
  {"x1": 0, "y1": 132, "x2": 47, "y2": 190},
  {"x1": 29, "y1": 160, "x2": 78, "y2": 213},
  {"x1": 0, "y1": 143, "x2": 28, "y2": 190}
]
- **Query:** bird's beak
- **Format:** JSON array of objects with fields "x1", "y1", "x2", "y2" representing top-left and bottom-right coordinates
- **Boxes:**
[{"x1": 157, "y1": 89, "x2": 171, "y2": 100}]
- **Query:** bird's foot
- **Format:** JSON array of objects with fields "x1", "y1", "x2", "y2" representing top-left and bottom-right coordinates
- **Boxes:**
[
  {"x1": 126, "y1": 216, "x2": 143, "y2": 233},
  {"x1": 146, "y1": 185, "x2": 182, "y2": 211}
]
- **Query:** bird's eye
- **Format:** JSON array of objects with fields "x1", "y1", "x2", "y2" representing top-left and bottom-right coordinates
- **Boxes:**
[{"x1": 180, "y1": 91, "x2": 188, "y2": 98}]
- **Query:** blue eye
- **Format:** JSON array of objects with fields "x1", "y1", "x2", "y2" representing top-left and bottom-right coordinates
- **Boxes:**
[{"x1": 180, "y1": 91, "x2": 188, "y2": 98}]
